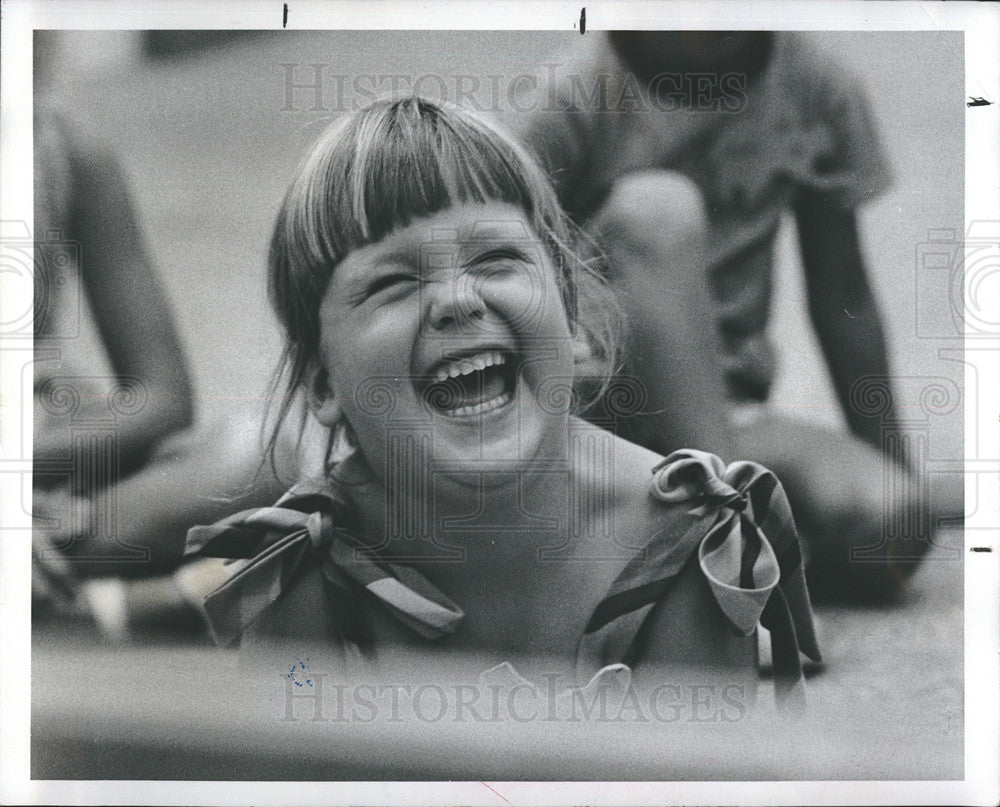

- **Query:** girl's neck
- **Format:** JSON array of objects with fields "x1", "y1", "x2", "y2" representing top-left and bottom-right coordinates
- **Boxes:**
[
  {"x1": 333, "y1": 420, "x2": 663, "y2": 661},
  {"x1": 337, "y1": 445, "x2": 577, "y2": 562}
]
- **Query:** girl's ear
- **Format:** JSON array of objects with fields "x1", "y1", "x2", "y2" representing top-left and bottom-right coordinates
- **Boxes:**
[
  {"x1": 307, "y1": 363, "x2": 341, "y2": 427},
  {"x1": 572, "y1": 333, "x2": 592, "y2": 363},
  {"x1": 570, "y1": 329, "x2": 600, "y2": 376}
]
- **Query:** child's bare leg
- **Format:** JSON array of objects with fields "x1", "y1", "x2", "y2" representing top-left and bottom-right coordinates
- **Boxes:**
[
  {"x1": 51, "y1": 402, "x2": 292, "y2": 578},
  {"x1": 733, "y1": 413, "x2": 935, "y2": 600},
  {"x1": 585, "y1": 170, "x2": 736, "y2": 459},
  {"x1": 33, "y1": 405, "x2": 287, "y2": 640}
]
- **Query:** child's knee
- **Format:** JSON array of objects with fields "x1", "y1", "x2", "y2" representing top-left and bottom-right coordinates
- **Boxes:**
[
  {"x1": 806, "y1": 472, "x2": 927, "y2": 599},
  {"x1": 594, "y1": 170, "x2": 707, "y2": 260}
]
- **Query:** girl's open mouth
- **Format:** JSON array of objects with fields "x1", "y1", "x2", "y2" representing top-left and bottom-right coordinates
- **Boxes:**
[{"x1": 420, "y1": 349, "x2": 519, "y2": 418}]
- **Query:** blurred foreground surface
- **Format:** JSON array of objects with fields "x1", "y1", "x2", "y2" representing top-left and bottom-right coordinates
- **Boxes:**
[{"x1": 32, "y1": 532, "x2": 962, "y2": 781}]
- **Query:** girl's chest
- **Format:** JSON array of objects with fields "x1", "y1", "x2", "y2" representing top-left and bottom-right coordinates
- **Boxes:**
[
  {"x1": 363, "y1": 553, "x2": 622, "y2": 665},
  {"x1": 363, "y1": 500, "x2": 668, "y2": 663}
]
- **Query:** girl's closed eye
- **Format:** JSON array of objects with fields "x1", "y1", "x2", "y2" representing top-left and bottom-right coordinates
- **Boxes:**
[
  {"x1": 467, "y1": 247, "x2": 532, "y2": 276},
  {"x1": 356, "y1": 271, "x2": 420, "y2": 305}
]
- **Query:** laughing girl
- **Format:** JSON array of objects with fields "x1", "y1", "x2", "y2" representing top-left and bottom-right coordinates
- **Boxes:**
[{"x1": 185, "y1": 97, "x2": 819, "y2": 705}]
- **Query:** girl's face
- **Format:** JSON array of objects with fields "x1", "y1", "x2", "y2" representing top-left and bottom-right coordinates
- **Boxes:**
[{"x1": 314, "y1": 201, "x2": 576, "y2": 488}]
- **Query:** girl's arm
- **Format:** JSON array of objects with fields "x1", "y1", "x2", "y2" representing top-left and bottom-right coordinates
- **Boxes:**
[
  {"x1": 794, "y1": 189, "x2": 904, "y2": 465},
  {"x1": 35, "y1": 120, "x2": 194, "y2": 480}
]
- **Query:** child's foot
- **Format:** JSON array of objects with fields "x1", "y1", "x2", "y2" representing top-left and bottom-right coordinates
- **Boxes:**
[{"x1": 80, "y1": 578, "x2": 131, "y2": 643}]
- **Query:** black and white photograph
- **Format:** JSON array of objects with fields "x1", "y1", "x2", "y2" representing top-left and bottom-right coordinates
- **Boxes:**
[{"x1": 1, "y1": 1, "x2": 998, "y2": 804}]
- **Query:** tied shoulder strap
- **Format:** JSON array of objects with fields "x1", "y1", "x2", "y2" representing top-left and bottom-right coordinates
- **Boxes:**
[
  {"x1": 183, "y1": 478, "x2": 464, "y2": 647},
  {"x1": 578, "y1": 449, "x2": 821, "y2": 708}
]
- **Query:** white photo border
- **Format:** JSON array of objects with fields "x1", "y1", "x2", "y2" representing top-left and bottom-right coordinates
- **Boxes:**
[{"x1": 1, "y1": 1, "x2": 997, "y2": 805}]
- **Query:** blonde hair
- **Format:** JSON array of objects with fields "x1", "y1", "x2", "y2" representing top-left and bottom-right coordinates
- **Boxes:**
[{"x1": 266, "y1": 96, "x2": 622, "y2": 471}]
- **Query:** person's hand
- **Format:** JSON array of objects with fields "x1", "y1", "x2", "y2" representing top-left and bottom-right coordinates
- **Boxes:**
[{"x1": 32, "y1": 485, "x2": 92, "y2": 617}]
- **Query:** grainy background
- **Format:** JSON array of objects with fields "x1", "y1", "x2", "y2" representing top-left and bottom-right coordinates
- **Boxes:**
[{"x1": 41, "y1": 30, "x2": 964, "y2": 463}]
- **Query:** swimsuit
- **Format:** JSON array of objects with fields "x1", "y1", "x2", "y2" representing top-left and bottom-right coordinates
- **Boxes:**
[{"x1": 185, "y1": 449, "x2": 820, "y2": 706}]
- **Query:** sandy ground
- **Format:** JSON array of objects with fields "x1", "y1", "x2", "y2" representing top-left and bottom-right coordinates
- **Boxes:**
[{"x1": 30, "y1": 30, "x2": 965, "y2": 779}]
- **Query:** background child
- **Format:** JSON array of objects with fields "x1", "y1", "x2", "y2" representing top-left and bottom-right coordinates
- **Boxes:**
[
  {"x1": 32, "y1": 74, "x2": 197, "y2": 636},
  {"x1": 514, "y1": 31, "x2": 949, "y2": 598},
  {"x1": 184, "y1": 98, "x2": 819, "y2": 702},
  {"x1": 33, "y1": 32, "x2": 195, "y2": 485}
]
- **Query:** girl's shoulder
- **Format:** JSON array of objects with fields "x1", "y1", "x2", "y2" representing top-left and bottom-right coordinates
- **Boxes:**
[
  {"x1": 576, "y1": 446, "x2": 822, "y2": 705},
  {"x1": 184, "y1": 473, "x2": 463, "y2": 653}
]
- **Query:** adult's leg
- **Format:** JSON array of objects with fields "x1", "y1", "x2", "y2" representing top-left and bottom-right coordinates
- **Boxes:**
[
  {"x1": 585, "y1": 171, "x2": 736, "y2": 460},
  {"x1": 733, "y1": 412, "x2": 939, "y2": 601}
]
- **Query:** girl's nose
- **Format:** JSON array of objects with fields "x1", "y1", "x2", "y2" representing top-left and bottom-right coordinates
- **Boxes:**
[{"x1": 426, "y1": 277, "x2": 486, "y2": 331}]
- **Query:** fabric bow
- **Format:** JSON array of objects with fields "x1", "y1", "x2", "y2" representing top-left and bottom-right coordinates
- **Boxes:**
[
  {"x1": 578, "y1": 449, "x2": 821, "y2": 707},
  {"x1": 183, "y1": 478, "x2": 463, "y2": 648}
]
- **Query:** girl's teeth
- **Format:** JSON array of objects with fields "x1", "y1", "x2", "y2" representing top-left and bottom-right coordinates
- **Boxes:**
[
  {"x1": 432, "y1": 350, "x2": 507, "y2": 383},
  {"x1": 446, "y1": 390, "x2": 511, "y2": 418}
]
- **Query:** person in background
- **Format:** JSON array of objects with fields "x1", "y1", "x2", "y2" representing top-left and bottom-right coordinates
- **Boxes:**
[
  {"x1": 515, "y1": 31, "x2": 929, "y2": 598},
  {"x1": 33, "y1": 103, "x2": 195, "y2": 476},
  {"x1": 32, "y1": 59, "x2": 197, "y2": 636}
]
